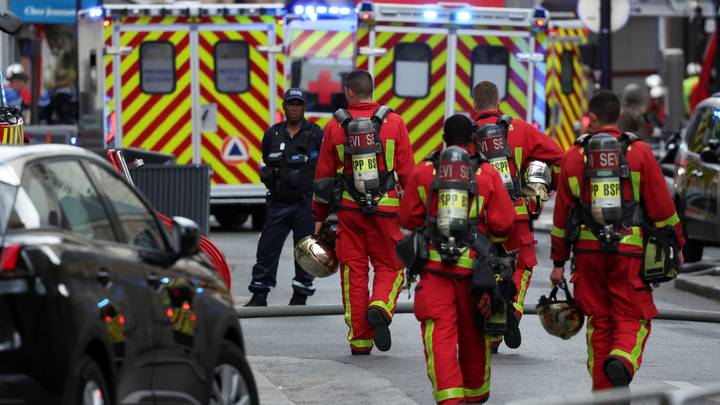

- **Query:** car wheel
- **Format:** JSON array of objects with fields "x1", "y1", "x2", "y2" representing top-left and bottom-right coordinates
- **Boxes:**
[
  {"x1": 63, "y1": 355, "x2": 111, "y2": 405},
  {"x1": 210, "y1": 341, "x2": 259, "y2": 405},
  {"x1": 683, "y1": 238, "x2": 704, "y2": 263},
  {"x1": 215, "y1": 208, "x2": 249, "y2": 231}
]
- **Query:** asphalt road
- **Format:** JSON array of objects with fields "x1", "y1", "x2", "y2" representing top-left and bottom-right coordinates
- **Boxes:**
[{"x1": 209, "y1": 218, "x2": 720, "y2": 405}]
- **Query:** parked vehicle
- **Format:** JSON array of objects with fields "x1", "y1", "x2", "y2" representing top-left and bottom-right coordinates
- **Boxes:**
[
  {"x1": 0, "y1": 145, "x2": 258, "y2": 404},
  {"x1": 673, "y1": 95, "x2": 720, "y2": 262}
]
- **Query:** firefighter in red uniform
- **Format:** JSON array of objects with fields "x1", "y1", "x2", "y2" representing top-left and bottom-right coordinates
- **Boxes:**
[
  {"x1": 550, "y1": 90, "x2": 684, "y2": 391},
  {"x1": 312, "y1": 70, "x2": 415, "y2": 354},
  {"x1": 472, "y1": 81, "x2": 564, "y2": 351},
  {"x1": 399, "y1": 115, "x2": 515, "y2": 404}
]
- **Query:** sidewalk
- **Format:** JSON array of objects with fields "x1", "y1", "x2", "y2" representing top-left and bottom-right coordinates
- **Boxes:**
[{"x1": 674, "y1": 267, "x2": 720, "y2": 303}]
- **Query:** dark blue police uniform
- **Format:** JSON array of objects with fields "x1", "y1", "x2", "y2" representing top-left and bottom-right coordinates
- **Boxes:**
[{"x1": 248, "y1": 119, "x2": 323, "y2": 298}]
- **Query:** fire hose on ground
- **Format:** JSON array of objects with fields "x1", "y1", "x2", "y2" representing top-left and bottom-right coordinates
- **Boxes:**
[{"x1": 236, "y1": 302, "x2": 720, "y2": 324}]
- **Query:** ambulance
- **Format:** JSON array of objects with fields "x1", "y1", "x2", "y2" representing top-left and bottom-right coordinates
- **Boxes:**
[
  {"x1": 285, "y1": 2, "x2": 589, "y2": 160},
  {"x1": 77, "y1": 2, "x2": 589, "y2": 229},
  {"x1": 77, "y1": 3, "x2": 286, "y2": 230}
]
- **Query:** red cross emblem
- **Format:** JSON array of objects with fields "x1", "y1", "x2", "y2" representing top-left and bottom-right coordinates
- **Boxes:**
[{"x1": 307, "y1": 70, "x2": 342, "y2": 105}]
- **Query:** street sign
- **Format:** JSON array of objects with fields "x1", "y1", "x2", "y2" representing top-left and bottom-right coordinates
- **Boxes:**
[{"x1": 577, "y1": 0, "x2": 630, "y2": 33}]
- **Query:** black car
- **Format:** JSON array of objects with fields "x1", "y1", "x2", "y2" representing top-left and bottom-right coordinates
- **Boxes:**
[
  {"x1": 673, "y1": 95, "x2": 720, "y2": 262},
  {"x1": 0, "y1": 145, "x2": 258, "y2": 404}
]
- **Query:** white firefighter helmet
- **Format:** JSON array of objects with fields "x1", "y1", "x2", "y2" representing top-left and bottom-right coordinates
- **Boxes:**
[
  {"x1": 686, "y1": 63, "x2": 701, "y2": 76},
  {"x1": 294, "y1": 235, "x2": 339, "y2": 278},
  {"x1": 5, "y1": 63, "x2": 25, "y2": 81},
  {"x1": 536, "y1": 283, "x2": 585, "y2": 340},
  {"x1": 645, "y1": 74, "x2": 662, "y2": 89},
  {"x1": 523, "y1": 160, "x2": 551, "y2": 202}
]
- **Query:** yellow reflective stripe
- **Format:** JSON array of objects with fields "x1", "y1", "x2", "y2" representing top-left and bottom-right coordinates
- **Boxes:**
[
  {"x1": 418, "y1": 186, "x2": 427, "y2": 206},
  {"x1": 514, "y1": 147, "x2": 523, "y2": 172},
  {"x1": 513, "y1": 269, "x2": 532, "y2": 314},
  {"x1": 2, "y1": 127, "x2": 7, "y2": 143},
  {"x1": 342, "y1": 265, "x2": 354, "y2": 340},
  {"x1": 579, "y1": 229, "x2": 598, "y2": 241},
  {"x1": 436, "y1": 387, "x2": 465, "y2": 402},
  {"x1": 490, "y1": 234, "x2": 507, "y2": 243},
  {"x1": 424, "y1": 319, "x2": 439, "y2": 394},
  {"x1": 464, "y1": 337, "x2": 491, "y2": 399},
  {"x1": 369, "y1": 270, "x2": 403, "y2": 315},
  {"x1": 569, "y1": 176, "x2": 580, "y2": 198},
  {"x1": 631, "y1": 171, "x2": 640, "y2": 202},
  {"x1": 385, "y1": 139, "x2": 395, "y2": 171},
  {"x1": 349, "y1": 339, "x2": 374, "y2": 348},
  {"x1": 609, "y1": 319, "x2": 649, "y2": 373},
  {"x1": 378, "y1": 197, "x2": 400, "y2": 207},
  {"x1": 342, "y1": 191, "x2": 354, "y2": 202},
  {"x1": 428, "y1": 248, "x2": 473, "y2": 269},
  {"x1": 655, "y1": 212, "x2": 680, "y2": 228},
  {"x1": 470, "y1": 196, "x2": 485, "y2": 219},
  {"x1": 552, "y1": 165, "x2": 561, "y2": 174},
  {"x1": 621, "y1": 227, "x2": 643, "y2": 247},
  {"x1": 336, "y1": 144, "x2": 345, "y2": 162},
  {"x1": 487, "y1": 335, "x2": 502, "y2": 344},
  {"x1": 515, "y1": 204, "x2": 528, "y2": 215},
  {"x1": 551, "y1": 225, "x2": 566, "y2": 238},
  {"x1": 587, "y1": 316, "x2": 595, "y2": 377}
]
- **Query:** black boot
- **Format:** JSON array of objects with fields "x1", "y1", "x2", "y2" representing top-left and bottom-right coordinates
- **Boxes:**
[
  {"x1": 367, "y1": 307, "x2": 392, "y2": 352},
  {"x1": 503, "y1": 310, "x2": 522, "y2": 349},
  {"x1": 244, "y1": 292, "x2": 268, "y2": 307},
  {"x1": 288, "y1": 293, "x2": 308, "y2": 306},
  {"x1": 604, "y1": 358, "x2": 632, "y2": 387}
]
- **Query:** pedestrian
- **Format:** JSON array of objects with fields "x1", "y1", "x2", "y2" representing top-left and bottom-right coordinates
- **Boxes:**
[
  {"x1": 312, "y1": 70, "x2": 415, "y2": 354},
  {"x1": 472, "y1": 81, "x2": 564, "y2": 352},
  {"x1": 3, "y1": 64, "x2": 28, "y2": 111},
  {"x1": 245, "y1": 88, "x2": 324, "y2": 307},
  {"x1": 399, "y1": 114, "x2": 515, "y2": 404},
  {"x1": 550, "y1": 90, "x2": 684, "y2": 391},
  {"x1": 47, "y1": 68, "x2": 78, "y2": 124},
  {"x1": 683, "y1": 63, "x2": 701, "y2": 116}
]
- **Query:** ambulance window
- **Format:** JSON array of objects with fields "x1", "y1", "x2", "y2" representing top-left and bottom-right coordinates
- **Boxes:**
[
  {"x1": 394, "y1": 43, "x2": 431, "y2": 99},
  {"x1": 214, "y1": 41, "x2": 249, "y2": 93},
  {"x1": 560, "y1": 52, "x2": 574, "y2": 95},
  {"x1": 139, "y1": 42, "x2": 176, "y2": 94},
  {"x1": 471, "y1": 46, "x2": 508, "y2": 99}
]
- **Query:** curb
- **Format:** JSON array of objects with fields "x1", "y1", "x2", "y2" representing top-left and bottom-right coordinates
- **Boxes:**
[{"x1": 674, "y1": 276, "x2": 720, "y2": 302}]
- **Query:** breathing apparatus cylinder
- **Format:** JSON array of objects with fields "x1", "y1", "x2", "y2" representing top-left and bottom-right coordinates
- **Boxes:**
[
  {"x1": 476, "y1": 124, "x2": 514, "y2": 191},
  {"x1": 436, "y1": 146, "x2": 472, "y2": 240},
  {"x1": 586, "y1": 133, "x2": 623, "y2": 225},
  {"x1": 347, "y1": 118, "x2": 380, "y2": 195}
]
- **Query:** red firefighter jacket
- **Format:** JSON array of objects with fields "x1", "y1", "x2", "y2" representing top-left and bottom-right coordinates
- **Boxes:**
[
  {"x1": 399, "y1": 152, "x2": 515, "y2": 277},
  {"x1": 551, "y1": 126, "x2": 685, "y2": 263},
  {"x1": 312, "y1": 102, "x2": 415, "y2": 222},
  {"x1": 475, "y1": 110, "x2": 564, "y2": 221}
]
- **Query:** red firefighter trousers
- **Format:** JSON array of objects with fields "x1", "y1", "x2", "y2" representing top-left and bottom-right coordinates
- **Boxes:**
[
  {"x1": 571, "y1": 252, "x2": 656, "y2": 390},
  {"x1": 414, "y1": 272, "x2": 491, "y2": 405},
  {"x1": 336, "y1": 210, "x2": 404, "y2": 352}
]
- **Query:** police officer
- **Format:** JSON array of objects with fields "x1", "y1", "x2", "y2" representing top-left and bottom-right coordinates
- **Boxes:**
[
  {"x1": 550, "y1": 90, "x2": 685, "y2": 391},
  {"x1": 245, "y1": 88, "x2": 324, "y2": 306}
]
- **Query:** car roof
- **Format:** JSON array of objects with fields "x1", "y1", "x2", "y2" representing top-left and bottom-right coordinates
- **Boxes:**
[
  {"x1": 0, "y1": 144, "x2": 106, "y2": 165},
  {"x1": 700, "y1": 94, "x2": 720, "y2": 109}
]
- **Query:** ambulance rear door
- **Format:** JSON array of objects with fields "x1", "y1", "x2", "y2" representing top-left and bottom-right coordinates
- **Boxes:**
[
  {"x1": 365, "y1": 11, "x2": 451, "y2": 162},
  {"x1": 197, "y1": 17, "x2": 281, "y2": 200},
  {"x1": 112, "y1": 17, "x2": 194, "y2": 163},
  {"x1": 285, "y1": 18, "x2": 357, "y2": 130},
  {"x1": 453, "y1": 9, "x2": 538, "y2": 129}
]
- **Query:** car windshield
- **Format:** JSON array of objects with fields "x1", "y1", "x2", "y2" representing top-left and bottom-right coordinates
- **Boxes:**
[{"x1": 0, "y1": 181, "x2": 18, "y2": 237}]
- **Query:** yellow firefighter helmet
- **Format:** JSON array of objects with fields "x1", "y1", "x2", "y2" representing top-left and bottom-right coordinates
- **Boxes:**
[
  {"x1": 536, "y1": 282, "x2": 584, "y2": 340},
  {"x1": 294, "y1": 235, "x2": 339, "y2": 278}
]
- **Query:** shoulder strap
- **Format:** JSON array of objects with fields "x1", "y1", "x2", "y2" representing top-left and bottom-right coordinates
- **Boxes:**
[
  {"x1": 497, "y1": 115, "x2": 512, "y2": 133},
  {"x1": 575, "y1": 133, "x2": 592, "y2": 147},
  {"x1": 425, "y1": 150, "x2": 440, "y2": 163},
  {"x1": 334, "y1": 108, "x2": 353, "y2": 129},
  {"x1": 371, "y1": 105, "x2": 392, "y2": 146}
]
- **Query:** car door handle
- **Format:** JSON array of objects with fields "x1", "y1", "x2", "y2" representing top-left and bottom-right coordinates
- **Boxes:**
[
  {"x1": 97, "y1": 269, "x2": 111, "y2": 288},
  {"x1": 146, "y1": 272, "x2": 161, "y2": 289}
]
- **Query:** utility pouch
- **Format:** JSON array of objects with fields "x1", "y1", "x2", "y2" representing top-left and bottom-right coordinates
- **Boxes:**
[
  {"x1": 641, "y1": 227, "x2": 680, "y2": 284},
  {"x1": 396, "y1": 229, "x2": 429, "y2": 275}
]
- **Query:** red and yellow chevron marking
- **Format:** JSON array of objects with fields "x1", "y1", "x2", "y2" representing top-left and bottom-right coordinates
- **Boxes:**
[
  {"x1": 374, "y1": 31, "x2": 448, "y2": 162},
  {"x1": 455, "y1": 33, "x2": 531, "y2": 122},
  {"x1": 118, "y1": 27, "x2": 193, "y2": 164},
  {"x1": 356, "y1": 27, "x2": 370, "y2": 71},
  {"x1": 546, "y1": 28, "x2": 588, "y2": 150},
  {"x1": 104, "y1": 22, "x2": 113, "y2": 121},
  {"x1": 0, "y1": 123, "x2": 23, "y2": 144},
  {"x1": 288, "y1": 29, "x2": 354, "y2": 59},
  {"x1": 199, "y1": 28, "x2": 274, "y2": 186}
]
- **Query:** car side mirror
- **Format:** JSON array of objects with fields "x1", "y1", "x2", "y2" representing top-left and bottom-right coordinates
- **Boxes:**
[
  {"x1": 0, "y1": 11, "x2": 22, "y2": 35},
  {"x1": 700, "y1": 147, "x2": 720, "y2": 164},
  {"x1": 171, "y1": 216, "x2": 200, "y2": 258}
]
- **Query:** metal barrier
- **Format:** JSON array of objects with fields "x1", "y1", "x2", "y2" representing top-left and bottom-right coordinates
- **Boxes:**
[
  {"x1": 24, "y1": 124, "x2": 78, "y2": 144},
  {"x1": 505, "y1": 382, "x2": 720, "y2": 405},
  {"x1": 236, "y1": 302, "x2": 720, "y2": 324}
]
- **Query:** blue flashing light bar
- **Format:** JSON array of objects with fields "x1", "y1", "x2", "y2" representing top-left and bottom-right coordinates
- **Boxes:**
[
  {"x1": 456, "y1": 11, "x2": 471, "y2": 21},
  {"x1": 87, "y1": 6, "x2": 103, "y2": 18},
  {"x1": 291, "y1": 4, "x2": 354, "y2": 18}
]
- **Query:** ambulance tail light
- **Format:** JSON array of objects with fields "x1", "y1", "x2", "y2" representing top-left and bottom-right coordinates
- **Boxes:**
[{"x1": 360, "y1": 12, "x2": 372, "y2": 20}]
